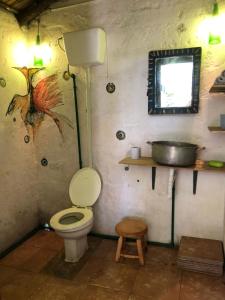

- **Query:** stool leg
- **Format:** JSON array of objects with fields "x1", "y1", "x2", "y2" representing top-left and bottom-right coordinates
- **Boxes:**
[
  {"x1": 115, "y1": 236, "x2": 123, "y2": 262},
  {"x1": 137, "y1": 239, "x2": 144, "y2": 265},
  {"x1": 142, "y1": 237, "x2": 148, "y2": 252},
  {"x1": 122, "y1": 237, "x2": 126, "y2": 251}
]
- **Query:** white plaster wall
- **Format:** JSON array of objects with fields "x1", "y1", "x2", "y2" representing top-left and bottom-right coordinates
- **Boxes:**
[
  {"x1": 2, "y1": 0, "x2": 225, "y2": 250},
  {"x1": 43, "y1": 0, "x2": 225, "y2": 244},
  {"x1": 0, "y1": 10, "x2": 40, "y2": 252},
  {"x1": 25, "y1": 26, "x2": 89, "y2": 222},
  {"x1": 0, "y1": 9, "x2": 87, "y2": 252}
]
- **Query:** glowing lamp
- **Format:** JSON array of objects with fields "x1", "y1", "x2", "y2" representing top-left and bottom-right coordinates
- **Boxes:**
[
  {"x1": 33, "y1": 20, "x2": 52, "y2": 67},
  {"x1": 33, "y1": 32, "x2": 43, "y2": 67},
  {"x1": 13, "y1": 42, "x2": 29, "y2": 67},
  {"x1": 208, "y1": 2, "x2": 221, "y2": 45}
]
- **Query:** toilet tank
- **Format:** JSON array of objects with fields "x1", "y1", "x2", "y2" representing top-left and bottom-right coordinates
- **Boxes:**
[{"x1": 63, "y1": 28, "x2": 106, "y2": 66}]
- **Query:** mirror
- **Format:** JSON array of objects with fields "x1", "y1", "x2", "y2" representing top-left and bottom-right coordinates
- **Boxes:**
[{"x1": 147, "y1": 47, "x2": 201, "y2": 114}]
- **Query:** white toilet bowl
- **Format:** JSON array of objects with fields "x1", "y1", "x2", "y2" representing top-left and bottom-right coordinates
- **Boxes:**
[{"x1": 50, "y1": 168, "x2": 101, "y2": 262}]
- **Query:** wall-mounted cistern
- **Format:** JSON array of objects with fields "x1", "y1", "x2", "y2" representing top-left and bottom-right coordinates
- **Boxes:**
[{"x1": 63, "y1": 28, "x2": 106, "y2": 168}]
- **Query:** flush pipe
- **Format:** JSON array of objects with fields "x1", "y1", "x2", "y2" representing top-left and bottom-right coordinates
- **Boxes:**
[
  {"x1": 85, "y1": 67, "x2": 93, "y2": 167},
  {"x1": 66, "y1": 66, "x2": 93, "y2": 169},
  {"x1": 70, "y1": 73, "x2": 82, "y2": 169}
]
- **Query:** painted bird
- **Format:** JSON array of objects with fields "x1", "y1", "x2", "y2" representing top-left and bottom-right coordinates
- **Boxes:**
[{"x1": 6, "y1": 67, "x2": 72, "y2": 139}]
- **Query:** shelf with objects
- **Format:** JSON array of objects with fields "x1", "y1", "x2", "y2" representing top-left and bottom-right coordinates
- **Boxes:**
[
  {"x1": 119, "y1": 156, "x2": 225, "y2": 248},
  {"x1": 208, "y1": 69, "x2": 225, "y2": 132},
  {"x1": 119, "y1": 156, "x2": 225, "y2": 194}
]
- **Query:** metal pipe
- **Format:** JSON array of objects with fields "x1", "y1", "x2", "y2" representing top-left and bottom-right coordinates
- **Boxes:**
[
  {"x1": 152, "y1": 167, "x2": 156, "y2": 190},
  {"x1": 71, "y1": 74, "x2": 82, "y2": 169},
  {"x1": 85, "y1": 68, "x2": 93, "y2": 167},
  {"x1": 193, "y1": 170, "x2": 198, "y2": 194},
  {"x1": 171, "y1": 174, "x2": 176, "y2": 248}
]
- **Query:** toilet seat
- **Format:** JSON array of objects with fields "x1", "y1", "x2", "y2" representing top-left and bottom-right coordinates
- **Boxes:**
[
  {"x1": 50, "y1": 167, "x2": 101, "y2": 262},
  {"x1": 50, "y1": 207, "x2": 93, "y2": 232},
  {"x1": 69, "y1": 167, "x2": 101, "y2": 207},
  {"x1": 50, "y1": 168, "x2": 101, "y2": 234}
]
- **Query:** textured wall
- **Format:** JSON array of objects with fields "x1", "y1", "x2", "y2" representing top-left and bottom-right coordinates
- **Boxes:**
[
  {"x1": 25, "y1": 23, "x2": 89, "y2": 223},
  {"x1": 0, "y1": 8, "x2": 86, "y2": 252},
  {"x1": 43, "y1": 0, "x2": 225, "y2": 244},
  {"x1": 1, "y1": 0, "x2": 225, "y2": 252},
  {"x1": 0, "y1": 10, "x2": 40, "y2": 252}
]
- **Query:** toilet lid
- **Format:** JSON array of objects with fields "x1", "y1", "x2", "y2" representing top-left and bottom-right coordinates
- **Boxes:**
[{"x1": 69, "y1": 167, "x2": 101, "y2": 207}]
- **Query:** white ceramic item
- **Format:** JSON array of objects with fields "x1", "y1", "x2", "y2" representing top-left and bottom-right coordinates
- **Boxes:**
[
  {"x1": 50, "y1": 167, "x2": 101, "y2": 262},
  {"x1": 131, "y1": 147, "x2": 141, "y2": 159}
]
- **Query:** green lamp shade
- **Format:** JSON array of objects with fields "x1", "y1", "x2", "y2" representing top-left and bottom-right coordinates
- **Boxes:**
[
  {"x1": 208, "y1": 33, "x2": 221, "y2": 45},
  {"x1": 33, "y1": 34, "x2": 44, "y2": 67},
  {"x1": 34, "y1": 55, "x2": 43, "y2": 67},
  {"x1": 208, "y1": 2, "x2": 221, "y2": 45}
]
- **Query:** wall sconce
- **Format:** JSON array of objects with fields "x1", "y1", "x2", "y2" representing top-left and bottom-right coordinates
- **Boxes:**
[
  {"x1": 208, "y1": 1, "x2": 221, "y2": 45},
  {"x1": 32, "y1": 19, "x2": 52, "y2": 67}
]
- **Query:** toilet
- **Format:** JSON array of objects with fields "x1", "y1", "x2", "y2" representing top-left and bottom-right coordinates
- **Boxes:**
[{"x1": 50, "y1": 167, "x2": 101, "y2": 262}]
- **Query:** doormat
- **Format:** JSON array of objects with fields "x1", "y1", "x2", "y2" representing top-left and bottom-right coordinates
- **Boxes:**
[{"x1": 177, "y1": 236, "x2": 224, "y2": 276}]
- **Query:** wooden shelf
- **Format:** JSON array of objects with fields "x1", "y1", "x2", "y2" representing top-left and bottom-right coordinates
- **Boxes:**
[
  {"x1": 208, "y1": 126, "x2": 225, "y2": 133},
  {"x1": 209, "y1": 85, "x2": 225, "y2": 93},
  {"x1": 119, "y1": 157, "x2": 225, "y2": 173},
  {"x1": 119, "y1": 157, "x2": 157, "y2": 167}
]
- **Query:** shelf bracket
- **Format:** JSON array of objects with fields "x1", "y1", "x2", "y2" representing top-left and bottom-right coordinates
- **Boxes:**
[
  {"x1": 193, "y1": 170, "x2": 198, "y2": 195},
  {"x1": 152, "y1": 167, "x2": 156, "y2": 190}
]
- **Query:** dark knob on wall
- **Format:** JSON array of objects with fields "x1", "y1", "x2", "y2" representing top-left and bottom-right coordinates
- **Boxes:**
[
  {"x1": 106, "y1": 82, "x2": 115, "y2": 93},
  {"x1": 41, "y1": 158, "x2": 48, "y2": 167},
  {"x1": 24, "y1": 135, "x2": 30, "y2": 143},
  {"x1": 116, "y1": 130, "x2": 126, "y2": 140}
]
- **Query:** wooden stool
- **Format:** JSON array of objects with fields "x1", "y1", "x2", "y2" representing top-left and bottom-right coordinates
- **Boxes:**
[{"x1": 115, "y1": 218, "x2": 148, "y2": 265}]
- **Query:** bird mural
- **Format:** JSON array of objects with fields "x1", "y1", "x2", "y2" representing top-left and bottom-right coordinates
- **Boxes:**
[{"x1": 6, "y1": 67, "x2": 73, "y2": 139}]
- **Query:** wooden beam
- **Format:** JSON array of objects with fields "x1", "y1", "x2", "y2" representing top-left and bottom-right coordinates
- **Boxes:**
[
  {"x1": 16, "y1": 0, "x2": 59, "y2": 27},
  {"x1": 51, "y1": 0, "x2": 93, "y2": 10},
  {"x1": 0, "y1": 1, "x2": 18, "y2": 14}
]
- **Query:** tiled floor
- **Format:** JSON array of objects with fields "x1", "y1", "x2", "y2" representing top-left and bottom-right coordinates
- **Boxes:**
[{"x1": 0, "y1": 230, "x2": 224, "y2": 299}]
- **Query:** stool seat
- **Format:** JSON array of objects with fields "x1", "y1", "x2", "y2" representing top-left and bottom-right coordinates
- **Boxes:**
[
  {"x1": 115, "y1": 218, "x2": 148, "y2": 265},
  {"x1": 116, "y1": 219, "x2": 147, "y2": 237}
]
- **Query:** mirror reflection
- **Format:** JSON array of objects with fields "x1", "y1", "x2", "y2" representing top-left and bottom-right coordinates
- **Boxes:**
[{"x1": 148, "y1": 47, "x2": 201, "y2": 115}]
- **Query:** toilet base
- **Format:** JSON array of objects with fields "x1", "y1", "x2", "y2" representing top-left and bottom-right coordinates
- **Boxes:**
[{"x1": 64, "y1": 236, "x2": 88, "y2": 262}]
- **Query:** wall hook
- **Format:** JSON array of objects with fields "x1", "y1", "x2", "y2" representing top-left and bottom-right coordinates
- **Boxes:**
[
  {"x1": 63, "y1": 64, "x2": 72, "y2": 80},
  {"x1": 0, "y1": 77, "x2": 6, "y2": 87}
]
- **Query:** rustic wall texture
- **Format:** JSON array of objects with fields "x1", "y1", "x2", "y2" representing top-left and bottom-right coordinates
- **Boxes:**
[
  {"x1": 0, "y1": 10, "x2": 39, "y2": 252},
  {"x1": 42, "y1": 0, "x2": 225, "y2": 244},
  {"x1": 0, "y1": 0, "x2": 225, "y2": 252},
  {"x1": 0, "y1": 9, "x2": 86, "y2": 252}
]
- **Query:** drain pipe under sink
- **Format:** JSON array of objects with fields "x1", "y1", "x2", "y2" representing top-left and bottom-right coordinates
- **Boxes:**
[{"x1": 168, "y1": 168, "x2": 176, "y2": 247}]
